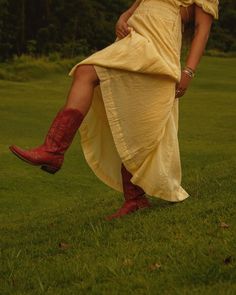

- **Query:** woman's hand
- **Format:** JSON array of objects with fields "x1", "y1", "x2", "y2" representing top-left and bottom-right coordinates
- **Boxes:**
[
  {"x1": 175, "y1": 70, "x2": 193, "y2": 98},
  {"x1": 115, "y1": 1, "x2": 141, "y2": 39},
  {"x1": 115, "y1": 14, "x2": 132, "y2": 39}
]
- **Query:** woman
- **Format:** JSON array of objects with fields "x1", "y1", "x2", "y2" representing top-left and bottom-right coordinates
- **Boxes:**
[{"x1": 9, "y1": 0, "x2": 219, "y2": 220}]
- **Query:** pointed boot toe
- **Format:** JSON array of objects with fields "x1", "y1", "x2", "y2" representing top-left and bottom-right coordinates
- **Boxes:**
[
  {"x1": 9, "y1": 145, "x2": 35, "y2": 165},
  {"x1": 9, "y1": 145, "x2": 63, "y2": 174}
]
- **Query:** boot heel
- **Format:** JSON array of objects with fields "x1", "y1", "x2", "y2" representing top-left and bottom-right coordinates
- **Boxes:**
[{"x1": 41, "y1": 165, "x2": 59, "y2": 174}]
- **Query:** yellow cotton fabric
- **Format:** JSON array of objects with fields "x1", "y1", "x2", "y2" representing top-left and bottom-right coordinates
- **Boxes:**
[{"x1": 68, "y1": 0, "x2": 218, "y2": 202}]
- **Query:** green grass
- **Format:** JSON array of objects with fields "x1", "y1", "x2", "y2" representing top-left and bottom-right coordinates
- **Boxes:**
[{"x1": 0, "y1": 57, "x2": 235, "y2": 294}]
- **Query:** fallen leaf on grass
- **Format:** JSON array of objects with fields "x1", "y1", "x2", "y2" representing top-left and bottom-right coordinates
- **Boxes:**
[
  {"x1": 224, "y1": 256, "x2": 233, "y2": 265},
  {"x1": 148, "y1": 262, "x2": 161, "y2": 271},
  {"x1": 58, "y1": 242, "x2": 71, "y2": 250},
  {"x1": 11, "y1": 277, "x2": 16, "y2": 287},
  {"x1": 219, "y1": 222, "x2": 230, "y2": 229}
]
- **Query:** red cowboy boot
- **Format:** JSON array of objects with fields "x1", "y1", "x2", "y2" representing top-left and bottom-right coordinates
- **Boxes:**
[
  {"x1": 9, "y1": 108, "x2": 84, "y2": 174},
  {"x1": 106, "y1": 163, "x2": 151, "y2": 220}
]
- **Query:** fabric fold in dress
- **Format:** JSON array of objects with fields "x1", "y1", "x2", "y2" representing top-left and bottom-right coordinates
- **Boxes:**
[{"x1": 68, "y1": 0, "x2": 219, "y2": 202}]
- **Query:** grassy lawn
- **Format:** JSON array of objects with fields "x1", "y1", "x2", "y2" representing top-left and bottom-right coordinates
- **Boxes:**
[{"x1": 0, "y1": 57, "x2": 235, "y2": 294}]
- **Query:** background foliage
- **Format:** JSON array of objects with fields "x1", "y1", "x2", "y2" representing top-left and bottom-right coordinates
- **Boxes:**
[{"x1": 0, "y1": 0, "x2": 235, "y2": 61}]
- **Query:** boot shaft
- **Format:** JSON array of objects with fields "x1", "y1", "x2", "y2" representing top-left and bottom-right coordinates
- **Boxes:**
[
  {"x1": 44, "y1": 108, "x2": 84, "y2": 154},
  {"x1": 121, "y1": 163, "x2": 145, "y2": 200}
]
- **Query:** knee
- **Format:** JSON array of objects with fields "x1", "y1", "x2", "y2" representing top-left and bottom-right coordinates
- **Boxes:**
[{"x1": 73, "y1": 65, "x2": 99, "y2": 86}]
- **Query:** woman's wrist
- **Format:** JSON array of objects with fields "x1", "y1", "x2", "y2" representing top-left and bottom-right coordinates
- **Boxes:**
[
  {"x1": 120, "y1": 11, "x2": 132, "y2": 21},
  {"x1": 120, "y1": 0, "x2": 141, "y2": 21},
  {"x1": 183, "y1": 66, "x2": 195, "y2": 78}
]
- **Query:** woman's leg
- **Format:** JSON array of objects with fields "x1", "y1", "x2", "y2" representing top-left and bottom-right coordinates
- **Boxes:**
[
  {"x1": 64, "y1": 64, "x2": 100, "y2": 115},
  {"x1": 9, "y1": 65, "x2": 99, "y2": 174}
]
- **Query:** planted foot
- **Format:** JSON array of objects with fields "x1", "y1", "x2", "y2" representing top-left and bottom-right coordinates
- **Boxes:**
[{"x1": 106, "y1": 197, "x2": 151, "y2": 221}]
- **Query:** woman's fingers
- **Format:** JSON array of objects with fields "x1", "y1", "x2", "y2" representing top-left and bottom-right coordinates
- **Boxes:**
[
  {"x1": 175, "y1": 70, "x2": 193, "y2": 98},
  {"x1": 117, "y1": 25, "x2": 131, "y2": 37},
  {"x1": 122, "y1": 23, "x2": 131, "y2": 34},
  {"x1": 116, "y1": 19, "x2": 132, "y2": 39},
  {"x1": 116, "y1": 29, "x2": 126, "y2": 38},
  {"x1": 175, "y1": 86, "x2": 186, "y2": 98}
]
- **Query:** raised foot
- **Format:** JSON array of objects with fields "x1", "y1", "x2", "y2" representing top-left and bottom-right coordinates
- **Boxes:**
[
  {"x1": 9, "y1": 145, "x2": 62, "y2": 174},
  {"x1": 105, "y1": 197, "x2": 151, "y2": 221}
]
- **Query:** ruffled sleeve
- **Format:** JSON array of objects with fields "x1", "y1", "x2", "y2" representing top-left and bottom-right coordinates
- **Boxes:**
[
  {"x1": 179, "y1": 0, "x2": 219, "y2": 20},
  {"x1": 194, "y1": 0, "x2": 219, "y2": 19}
]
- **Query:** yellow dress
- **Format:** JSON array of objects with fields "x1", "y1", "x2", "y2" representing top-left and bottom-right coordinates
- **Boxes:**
[{"x1": 68, "y1": 0, "x2": 219, "y2": 202}]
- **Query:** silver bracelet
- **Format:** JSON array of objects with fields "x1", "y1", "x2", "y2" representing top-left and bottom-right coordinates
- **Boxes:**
[{"x1": 183, "y1": 67, "x2": 195, "y2": 78}]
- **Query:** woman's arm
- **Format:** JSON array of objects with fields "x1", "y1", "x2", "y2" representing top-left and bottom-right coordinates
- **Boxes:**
[
  {"x1": 185, "y1": 5, "x2": 213, "y2": 70},
  {"x1": 116, "y1": 0, "x2": 142, "y2": 39},
  {"x1": 176, "y1": 5, "x2": 214, "y2": 98},
  {"x1": 121, "y1": 0, "x2": 142, "y2": 21}
]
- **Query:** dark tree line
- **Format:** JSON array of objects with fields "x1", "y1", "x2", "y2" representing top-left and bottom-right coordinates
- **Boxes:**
[
  {"x1": 0, "y1": 0, "x2": 235, "y2": 62},
  {"x1": 208, "y1": 0, "x2": 236, "y2": 52}
]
